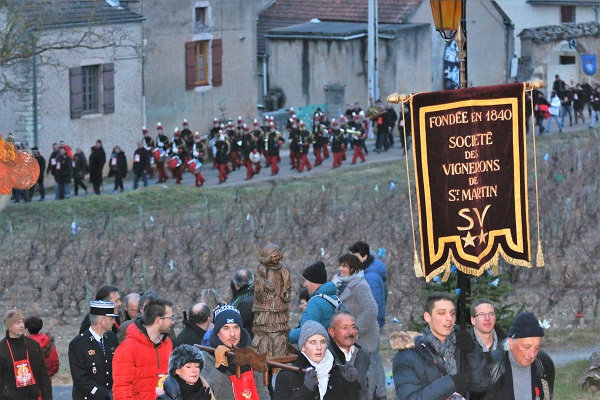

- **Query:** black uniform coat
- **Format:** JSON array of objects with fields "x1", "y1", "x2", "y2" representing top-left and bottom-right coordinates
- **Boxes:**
[
  {"x1": 273, "y1": 352, "x2": 360, "y2": 400},
  {"x1": 68, "y1": 330, "x2": 119, "y2": 400}
]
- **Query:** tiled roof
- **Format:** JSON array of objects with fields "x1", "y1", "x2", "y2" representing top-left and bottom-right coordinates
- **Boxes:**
[
  {"x1": 258, "y1": 0, "x2": 424, "y2": 54},
  {"x1": 13, "y1": 0, "x2": 144, "y2": 30},
  {"x1": 519, "y1": 21, "x2": 599, "y2": 43}
]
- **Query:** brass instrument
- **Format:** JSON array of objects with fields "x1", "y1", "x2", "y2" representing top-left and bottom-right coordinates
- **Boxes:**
[{"x1": 365, "y1": 95, "x2": 385, "y2": 120}]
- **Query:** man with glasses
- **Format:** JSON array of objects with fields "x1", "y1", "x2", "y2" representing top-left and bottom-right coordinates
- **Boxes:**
[
  {"x1": 69, "y1": 301, "x2": 120, "y2": 400},
  {"x1": 469, "y1": 298, "x2": 506, "y2": 363},
  {"x1": 112, "y1": 297, "x2": 174, "y2": 399},
  {"x1": 122, "y1": 293, "x2": 141, "y2": 321}
]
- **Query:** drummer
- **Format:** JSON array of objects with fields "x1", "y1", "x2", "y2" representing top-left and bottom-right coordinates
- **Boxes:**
[
  {"x1": 240, "y1": 123, "x2": 259, "y2": 180},
  {"x1": 189, "y1": 132, "x2": 207, "y2": 187},
  {"x1": 155, "y1": 122, "x2": 170, "y2": 183}
]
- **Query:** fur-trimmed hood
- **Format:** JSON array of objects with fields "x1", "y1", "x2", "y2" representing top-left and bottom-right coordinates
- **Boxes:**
[{"x1": 389, "y1": 331, "x2": 421, "y2": 350}]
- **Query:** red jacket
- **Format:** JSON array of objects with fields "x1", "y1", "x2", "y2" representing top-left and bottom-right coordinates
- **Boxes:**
[
  {"x1": 28, "y1": 333, "x2": 60, "y2": 377},
  {"x1": 112, "y1": 320, "x2": 172, "y2": 400}
]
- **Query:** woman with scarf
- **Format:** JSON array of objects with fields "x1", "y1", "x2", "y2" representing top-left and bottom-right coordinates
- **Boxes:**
[
  {"x1": 273, "y1": 320, "x2": 359, "y2": 399},
  {"x1": 158, "y1": 344, "x2": 214, "y2": 400},
  {"x1": 332, "y1": 253, "x2": 384, "y2": 400}
]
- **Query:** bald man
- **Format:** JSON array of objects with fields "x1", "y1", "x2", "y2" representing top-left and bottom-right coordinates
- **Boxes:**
[{"x1": 173, "y1": 303, "x2": 211, "y2": 348}]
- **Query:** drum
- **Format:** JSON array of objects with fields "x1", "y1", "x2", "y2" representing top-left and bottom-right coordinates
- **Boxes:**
[
  {"x1": 153, "y1": 148, "x2": 167, "y2": 162},
  {"x1": 209, "y1": 138, "x2": 217, "y2": 157},
  {"x1": 187, "y1": 159, "x2": 202, "y2": 174},
  {"x1": 249, "y1": 150, "x2": 261, "y2": 164},
  {"x1": 167, "y1": 155, "x2": 181, "y2": 169}
]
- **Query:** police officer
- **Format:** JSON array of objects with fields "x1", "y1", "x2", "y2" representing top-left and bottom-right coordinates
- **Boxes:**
[{"x1": 68, "y1": 301, "x2": 120, "y2": 400}]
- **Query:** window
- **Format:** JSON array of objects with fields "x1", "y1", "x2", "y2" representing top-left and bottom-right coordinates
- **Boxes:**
[
  {"x1": 82, "y1": 65, "x2": 99, "y2": 113},
  {"x1": 561, "y1": 6, "x2": 575, "y2": 23},
  {"x1": 195, "y1": 7, "x2": 207, "y2": 29},
  {"x1": 185, "y1": 39, "x2": 222, "y2": 90},
  {"x1": 69, "y1": 63, "x2": 114, "y2": 118},
  {"x1": 560, "y1": 55, "x2": 576, "y2": 65}
]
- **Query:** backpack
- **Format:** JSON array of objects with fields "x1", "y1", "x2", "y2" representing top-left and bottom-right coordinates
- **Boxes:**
[{"x1": 315, "y1": 293, "x2": 349, "y2": 313}]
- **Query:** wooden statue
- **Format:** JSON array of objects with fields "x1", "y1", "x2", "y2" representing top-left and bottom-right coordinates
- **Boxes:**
[{"x1": 252, "y1": 244, "x2": 292, "y2": 357}]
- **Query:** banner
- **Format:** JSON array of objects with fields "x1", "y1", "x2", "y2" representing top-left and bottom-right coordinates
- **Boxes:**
[
  {"x1": 410, "y1": 83, "x2": 531, "y2": 281},
  {"x1": 582, "y1": 54, "x2": 596, "y2": 76}
]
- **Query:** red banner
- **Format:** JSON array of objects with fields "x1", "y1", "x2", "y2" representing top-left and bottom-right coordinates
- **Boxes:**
[{"x1": 410, "y1": 83, "x2": 531, "y2": 281}]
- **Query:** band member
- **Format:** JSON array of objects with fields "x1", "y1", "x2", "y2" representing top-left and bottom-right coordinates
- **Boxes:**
[
  {"x1": 312, "y1": 114, "x2": 325, "y2": 166},
  {"x1": 349, "y1": 113, "x2": 367, "y2": 164},
  {"x1": 250, "y1": 119, "x2": 265, "y2": 168},
  {"x1": 215, "y1": 132, "x2": 230, "y2": 184},
  {"x1": 180, "y1": 119, "x2": 194, "y2": 150},
  {"x1": 240, "y1": 124, "x2": 259, "y2": 180},
  {"x1": 287, "y1": 118, "x2": 301, "y2": 170},
  {"x1": 266, "y1": 123, "x2": 284, "y2": 176},
  {"x1": 330, "y1": 119, "x2": 346, "y2": 169},
  {"x1": 226, "y1": 122, "x2": 242, "y2": 171},
  {"x1": 297, "y1": 121, "x2": 312, "y2": 173},
  {"x1": 187, "y1": 133, "x2": 207, "y2": 187},
  {"x1": 320, "y1": 113, "x2": 331, "y2": 159},
  {"x1": 155, "y1": 123, "x2": 170, "y2": 183},
  {"x1": 142, "y1": 127, "x2": 155, "y2": 178},
  {"x1": 169, "y1": 127, "x2": 188, "y2": 184},
  {"x1": 209, "y1": 118, "x2": 221, "y2": 139}
]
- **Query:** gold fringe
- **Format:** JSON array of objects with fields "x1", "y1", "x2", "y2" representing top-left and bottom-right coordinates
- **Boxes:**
[
  {"x1": 413, "y1": 250, "x2": 423, "y2": 278},
  {"x1": 536, "y1": 240, "x2": 545, "y2": 267},
  {"x1": 441, "y1": 267, "x2": 451, "y2": 283}
]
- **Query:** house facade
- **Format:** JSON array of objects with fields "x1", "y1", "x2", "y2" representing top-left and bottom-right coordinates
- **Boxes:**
[{"x1": 0, "y1": 0, "x2": 144, "y2": 157}]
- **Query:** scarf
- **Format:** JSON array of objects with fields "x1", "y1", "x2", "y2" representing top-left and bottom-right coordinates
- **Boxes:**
[
  {"x1": 423, "y1": 326, "x2": 458, "y2": 375},
  {"x1": 332, "y1": 270, "x2": 365, "y2": 295},
  {"x1": 302, "y1": 349, "x2": 334, "y2": 400}
]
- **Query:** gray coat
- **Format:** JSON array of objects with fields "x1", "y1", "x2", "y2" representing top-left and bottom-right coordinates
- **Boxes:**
[{"x1": 335, "y1": 273, "x2": 380, "y2": 353}]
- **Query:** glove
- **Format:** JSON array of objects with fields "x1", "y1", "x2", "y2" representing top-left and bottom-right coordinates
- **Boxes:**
[
  {"x1": 450, "y1": 372, "x2": 471, "y2": 394},
  {"x1": 455, "y1": 329, "x2": 477, "y2": 353},
  {"x1": 303, "y1": 368, "x2": 318, "y2": 391},
  {"x1": 340, "y1": 362, "x2": 358, "y2": 382}
]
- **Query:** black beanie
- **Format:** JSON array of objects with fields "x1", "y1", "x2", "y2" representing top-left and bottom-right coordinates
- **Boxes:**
[
  {"x1": 303, "y1": 262, "x2": 327, "y2": 284},
  {"x1": 168, "y1": 344, "x2": 205, "y2": 375},
  {"x1": 508, "y1": 312, "x2": 544, "y2": 339}
]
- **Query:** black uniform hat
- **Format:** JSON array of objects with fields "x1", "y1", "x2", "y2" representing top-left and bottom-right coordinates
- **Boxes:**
[{"x1": 90, "y1": 300, "x2": 119, "y2": 317}]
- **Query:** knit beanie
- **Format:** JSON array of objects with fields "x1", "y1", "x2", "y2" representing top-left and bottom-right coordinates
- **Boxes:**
[
  {"x1": 508, "y1": 312, "x2": 544, "y2": 339},
  {"x1": 298, "y1": 320, "x2": 329, "y2": 350},
  {"x1": 168, "y1": 344, "x2": 205, "y2": 375},
  {"x1": 302, "y1": 262, "x2": 327, "y2": 284},
  {"x1": 3, "y1": 310, "x2": 25, "y2": 329},
  {"x1": 212, "y1": 305, "x2": 243, "y2": 333}
]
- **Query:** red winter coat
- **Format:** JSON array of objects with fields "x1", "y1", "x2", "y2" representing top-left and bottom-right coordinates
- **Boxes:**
[
  {"x1": 112, "y1": 320, "x2": 172, "y2": 400},
  {"x1": 28, "y1": 333, "x2": 60, "y2": 378}
]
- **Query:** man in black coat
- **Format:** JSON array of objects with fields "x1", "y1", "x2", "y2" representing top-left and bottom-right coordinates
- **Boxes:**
[
  {"x1": 69, "y1": 301, "x2": 120, "y2": 400},
  {"x1": 29, "y1": 147, "x2": 46, "y2": 201},
  {"x1": 132, "y1": 141, "x2": 151, "y2": 189},
  {"x1": 0, "y1": 310, "x2": 52, "y2": 400},
  {"x1": 468, "y1": 298, "x2": 506, "y2": 364},
  {"x1": 54, "y1": 145, "x2": 72, "y2": 200},
  {"x1": 173, "y1": 303, "x2": 211, "y2": 348}
]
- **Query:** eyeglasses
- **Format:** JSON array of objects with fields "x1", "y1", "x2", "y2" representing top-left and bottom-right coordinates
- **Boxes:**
[
  {"x1": 160, "y1": 315, "x2": 175, "y2": 320},
  {"x1": 473, "y1": 312, "x2": 496, "y2": 319}
]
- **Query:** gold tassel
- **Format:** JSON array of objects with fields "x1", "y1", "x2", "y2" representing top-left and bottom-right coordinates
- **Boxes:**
[
  {"x1": 536, "y1": 240, "x2": 545, "y2": 267},
  {"x1": 413, "y1": 250, "x2": 423, "y2": 277},
  {"x1": 441, "y1": 266, "x2": 451, "y2": 282},
  {"x1": 492, "y1": 263, "x2": 499, "y2": 275}
]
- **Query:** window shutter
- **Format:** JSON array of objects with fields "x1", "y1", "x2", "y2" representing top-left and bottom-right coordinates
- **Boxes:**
[
  {"x1": 102, "y1": 63, "x2": 115, "y2": 114},
  {"x1": 212, "y1": 39, "x2": 222, "y2": 87},
  {"x1": 185, "y1": 42, "x2": 196, "y2": 90},
  {"x1": 69, "y1": 67, "x2": 83, "y2": 119}
]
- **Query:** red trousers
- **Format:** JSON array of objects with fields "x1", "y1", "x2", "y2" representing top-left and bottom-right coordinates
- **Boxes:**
[
  {"x1": 170, "y1": 166, "x2": 183, "y2": 183},
  {"x1": 244, "y1": 159, "x2": 255, "y2": 179},
  {"x1": 332, "y1": 152, "x2": 344, "y2": 168},
  {"x1": 156, "y1": 161, "x2": 168, "y2": 182},
  {"x1": 323, "y1": 143, "x2": 330, "y2": 158},
  {"x1": 195, "y1": 173, "x2": 206, "y2": 187},
  {"x1": 298, "y1": 154, "x2": 312, "y2": 172},
  {"x1": 229, "y1": 151, "x2": 241, "y2": 170},
  {"x1": 352, "y1": 147, "x2": 366, "y2": 163},
  {"x1": 218, "y1": 164, "x2": 228, "y2": 183},
  {"x1": 313, "y1": 148, "x2": 323, "y2": 166},
  {"x1": 269, "y1": 155, "x2": 279, "y2": 175},
  {"x1": 290, "y1": 150, "x2": 300, "y2": 169}
]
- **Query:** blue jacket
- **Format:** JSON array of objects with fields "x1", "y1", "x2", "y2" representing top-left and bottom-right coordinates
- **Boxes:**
[
  {"x1": 289, "y1": 282, "x2": 339, "y2": 344},
  {"x1": 363, "y1": 255, "x2": 387, "y2": 328}
]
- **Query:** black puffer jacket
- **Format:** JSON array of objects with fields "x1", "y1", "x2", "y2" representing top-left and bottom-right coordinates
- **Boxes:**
[
  {"x1": 482, "y1": 349, "x2": 555, "y2": 400},
  {"x1": 273, "y1": 352, "x2": 360, "y2": 400}
]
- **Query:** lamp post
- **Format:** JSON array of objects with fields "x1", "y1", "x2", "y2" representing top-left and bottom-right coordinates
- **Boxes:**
[
  {"x1": 429, "y1": 0, "x2": 470, "y2": 327},
  {"x1": 430, "y1": 0, "x2": 468, "y2": 88}
]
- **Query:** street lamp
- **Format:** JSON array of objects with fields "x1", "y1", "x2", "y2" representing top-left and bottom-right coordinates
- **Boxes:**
[
  {"x1": 429, "y1": 0, "x2": 470, "y2": 328},
  {"x1": 429, "y1": 0, "x2": 468, "y2": 88}
]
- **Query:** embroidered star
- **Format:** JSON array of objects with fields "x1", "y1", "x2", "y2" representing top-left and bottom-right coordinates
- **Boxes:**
[
  {"x1": 478, "y1": 229, "x2": 488, "y2": 244},
  {"x1": 461, "y1": 231, "x2": 476, "y2": 248}
]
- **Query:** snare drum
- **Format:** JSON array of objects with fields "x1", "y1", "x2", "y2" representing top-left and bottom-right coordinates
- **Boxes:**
[
  {"x1": 153, "y1": 148, "x2": 167, "y2": 162},
  {"x1": 167, "y1": 155, "x2": 182, "y2": 169},
  {"x1": 187, "y1": 159, "x2": 202, "y2": 174}
]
